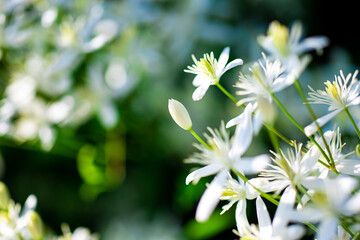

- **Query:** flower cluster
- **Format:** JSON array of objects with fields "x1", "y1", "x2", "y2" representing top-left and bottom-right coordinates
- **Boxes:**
[
  {"x1": 169, "y1": 20, "x2": 360, "y2": 239},
  {"x1": 0, "y1": 1, "x2": 138, "y2": 151},
  {"x1": 0, "y1": 182, "x2": 97, "y2": 240}
]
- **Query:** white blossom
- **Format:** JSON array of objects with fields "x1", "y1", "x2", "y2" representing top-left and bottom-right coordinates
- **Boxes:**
[
  {"x1": 184, "y1": 47, "x2": 243, "y2": 101},
  {"x1": 305, "y1": 70, "x2": 360, "y2": 136},
  {"x1": 185, "y1": 107, "x2": 269, "y2": 222}
]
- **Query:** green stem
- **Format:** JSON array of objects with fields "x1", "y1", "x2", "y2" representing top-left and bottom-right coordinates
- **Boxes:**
[
  {"x1": 231, "y1": 168, "x2": 279, "y2": 206},
  {"x1": 270, "y1": 92, "x2": 336, "y2": 172},
  {"x1": 270, "y1": 92, "x2": 305, "y2": 133},
  {"x1": 189, "y1": 128, "x2": 211, "y2": 150},
  {"x1": 215, "y1": 82, "x2": 238, "y2": 103},
  {"x1": 215, "y1": 83, "x2": 294, "y2": 147},
  {"x1": 340, "y1": 221, "x2": 355, "y2": 238},
  {"x1": 267, "y1": 126, "x2": 280, "y2": 152},
  {"x1": 293, "y1": 79, "x2": 337, "y2": 171},
  {"x1": 344, "y1": 107, "x2": 360, "y2": 141}
]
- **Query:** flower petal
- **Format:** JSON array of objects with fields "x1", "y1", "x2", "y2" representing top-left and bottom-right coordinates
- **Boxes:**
[
  {"x1": 193, "y1": 75, "x2": 208, "y2": 87},
  {"x1": 337, "y1": 159, "x2": 360, "y2": 176},
  {"x1": 272, "y1": 186, "x2": 296, "y2": 237},
  {"x1": 233, "y1": 154, "x2": 270, "y2": 175},
  {"x1": 192, "y1": 84, "x2": 210, "y2": 101},
  {"x1": 285, "y1": 225, "x2": 305, "y2": 240},
  {"x1": 246, "y1": 178, "x2": 279, "y2": 199},
  {"x1": 185, "y1": 163, "x2": 223, "y2": 185},
  {"x1": 220, "y1": 59, "x2": 243, "y2": 77},
  {"x1": 315, "y1": 218, "x2": 338, "y2": 240},
  {"x1": 215, "y1": 47, "x2": 230, "y2": 76},
  {"x1": 304, "y1": 109, "x2": 342, "y2": 136},
  {"x1": 294, "y1": 36, "x2": 329, "y2": 55},
  {"x1": 226, "y1": 113, "x2": 244, "y2": 128},
  {"x1": 235, "y1": 199, "x2": 248, "y2": 236},
  {"x1": 344, "y1": 191, "x2": 360, "y2": 214},
  {"x1": 195, "y1": 170, "x2": 228, "y2": 222},
  {"x1": 256, "y1": 197, "x2": 272, "y2": 239},
  {"x1": 229, "y1": 104, "x2": 253, "y2": 158}
]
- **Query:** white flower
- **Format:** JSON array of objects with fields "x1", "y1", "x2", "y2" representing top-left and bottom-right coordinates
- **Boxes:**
[
  {"x1": 220, "y1": 174, "x2": 270, "y2": 233},
  {"x1": 184, "y1": 47, "x2": 243, "y2": 101},
  {"x1": 258, "y1": 21, "x2": 328, "y2": 78},
  {"x1": 236, "y1": 187, "x2": 304, "y2": 240},
  {"x1": 58, "y1": 224, "x2": 98, "y2": 240},
  {"x1": 235, "y1": 53, "x2": 294, "y2": 106},
  {"x1": 290, "y1": 176, "x2": 360, "y2": 240},
  {"x1": 257, "y1": 143, "x2": 320, "y2": 195},
  {"x1": 226, "y1": 103, "x2": 263, "y2": 135},
  {"x1": 231, "y1": 53, "x2": 294, "y2": 128},
  {"x1": 304, "y1": 70, "x2": 360, "y2": 136},
  {"x1": 259, "y1": 21, "x2": 328, "y2": 59},
  {"x1": 185, "y1": 108, "x2": 269, "y2": 222},
  {"x1": 311, "y1": 128, "x2": 360, "y2": 177},
  {"x1": 0, "y1": 194, "x2": 38, "y2": 239}
]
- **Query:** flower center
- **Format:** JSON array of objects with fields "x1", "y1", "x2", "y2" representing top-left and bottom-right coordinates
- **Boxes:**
[
  {"x1": 192, "y1": 53, "x2": 218, "y2": 80},
  {"x1": 267, "y1": 21, "x2": 289, "y2": 56},
  {"x1": 325, "y1": 80, "x2": 342, "y2": 102}
]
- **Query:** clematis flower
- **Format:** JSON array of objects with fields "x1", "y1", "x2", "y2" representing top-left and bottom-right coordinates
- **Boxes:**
[
  {"x1": 258, "y1": 21, "x2": 328, "y2": 78},
  {"x1": 220, "y1": 173, "x2": 271, "y2": 233},
  {"x1": 257, "y1": 143, "x2": 321, "y2": 196},
  {"x1": 184, "y1": 47, "x2": 243, "y2": 101},
  {"x1": 304, "y1": 70, "x2": 360, "y2": 136},
  {"x1": 229, "y1": 53, "x2": 294, "y2": 132},
  {"x1": 310, "y1": 128, "x2": 360, "y2": 177},
  {"x1": 290, "y1": 176, "x2": 360, "y2": 240},
  {"x1": 235, "y1": 187, "x2": 304, "y2": 240},
  {"x1": 185, "y1": 105, "x2": 269, "y2": 222}
]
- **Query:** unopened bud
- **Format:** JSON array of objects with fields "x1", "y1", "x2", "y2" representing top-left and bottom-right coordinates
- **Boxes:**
[
  {"x1": 168, "y1": 99, "x2": 192, "y2": 130},
  {"x1": 0, "y1": 182, "x2": 10, "y2": 211},
  {"x1": 356, "y1": 144, "x2": 360, "y2": 158},
  {"x1": 25, "y1": 210, "x2": 44, "y2": 240}
]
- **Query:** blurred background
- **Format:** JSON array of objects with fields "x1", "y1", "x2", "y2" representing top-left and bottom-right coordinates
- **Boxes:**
[{"x1": 0, "y1": 0, "x2": 359, "y2": 239}]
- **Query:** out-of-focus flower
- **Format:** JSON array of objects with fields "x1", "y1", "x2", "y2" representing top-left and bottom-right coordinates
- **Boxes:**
[
  {"x1": 230, "y1": 53, "x2": 294, "y2": 129},
  {"x1": 0, "y1": 192, "x2": 38, "y2": 240},
  {"x1": 185, "y1": 109, "x2": 269, "y2": 222},
  {"x1": 57, "y1": 224, "x2": 98, "y2": 240},
  {"x1": 57, "y1": 4, "x2": 118, "y2": 53},
  {"x1": 184, "y1": 47, "x2": 243, "y2": 101},
  {"x1": 168, "y1": 99, "x2": 192, "y2": 130},
  {"x1": 305, "y1": 70, "x2": 360, "y2": 136},
  {"x1": 0, "y1": 182, "x2": 10, "y2": 210},
  {"x1": 0, "y1": 182, "x2": 97, "y2": 239},
  {"x1": 236, "y1": 187, "x2": 304, "y2": 239},
  {"x1": 258, "y1": 21, "x2": 328, "y2": 78},
  {"x1": 25, "y1": 210, "x2": 44, "y2": 240},
  {"x1": 290, "y1": 176, "x2": 360, "y2": 240}
]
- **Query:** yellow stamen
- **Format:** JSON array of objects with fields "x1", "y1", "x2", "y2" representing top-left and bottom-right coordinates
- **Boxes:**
[
  {"x1": 325, "y1": 80, "x2": 341, "y2": 102},
  {"x1": 193, "y1": 53, "x2": 217, "y2": 80}
]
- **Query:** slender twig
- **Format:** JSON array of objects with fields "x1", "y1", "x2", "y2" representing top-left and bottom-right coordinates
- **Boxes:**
[
  {"x1": 294, "y1": 79, "x2": 336, "y2": 169},
  {"x1": 189, "y1": 128, "x2": 212, "y2": 150},
  {"x1": 344, "y1": 107, "x2": 360, "y2": 141}
]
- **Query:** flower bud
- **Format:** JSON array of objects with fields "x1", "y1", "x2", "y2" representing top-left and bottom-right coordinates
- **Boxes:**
[
  {"x1": 25, "y1": 210, "x2": 44, "y2": 240},
  {"x1": 356, "y1": 144, "x2": 360, "y2": 158},
  {"x1": 168, "y1": 99, "x2": 192, "y2": 130},
  {"x1": 0, "y1": 182, "x2": 10, "y2": 211}
]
